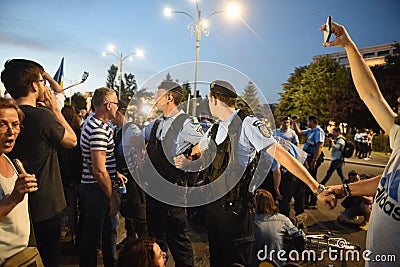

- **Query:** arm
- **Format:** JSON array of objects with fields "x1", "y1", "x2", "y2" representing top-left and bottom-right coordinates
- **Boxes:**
[
  {"x1": 91, "y1": 150, "x2": 119, "y2": 216},
  {"x1": 323, "y1": 22, "x2": 396, "y2": 133},
  {"x1": 0, "y1": 174, "x2": 38, "y2": 222},
  {"x1": 328, "y1": 175, "x2": 382, "y2": 199},
  {"x1": 273, "y1": 168, "x2": 283, "y2": 200},
  {"x1": 42, "y1": 72, "x2": 77, "y2": 148},
  {"x1": 292, "y1": 118, "x2": 304, "y2": 136},
  {"x1": 266, "y1": 143, "x2": 336, "y2": 209},
  {"x1": 310, "y1": 142, "x2": 323, "y2": 169}
]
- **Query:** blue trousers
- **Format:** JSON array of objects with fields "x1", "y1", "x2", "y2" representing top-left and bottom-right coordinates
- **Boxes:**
[{"x1": 79, "y1": 183, "x2": 118, "y2": 267}]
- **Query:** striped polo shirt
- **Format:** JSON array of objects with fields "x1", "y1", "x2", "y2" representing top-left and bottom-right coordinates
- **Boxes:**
[{"x1": 80, "y1": 116, "x2": 116, "y2": 184}]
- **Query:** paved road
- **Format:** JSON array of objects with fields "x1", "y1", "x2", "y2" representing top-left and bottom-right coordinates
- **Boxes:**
[{"x1": 59, "y1": 149, "x2": 389, "y2": 267}]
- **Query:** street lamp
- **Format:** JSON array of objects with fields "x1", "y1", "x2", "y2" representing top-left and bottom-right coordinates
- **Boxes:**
[
  {"x1": 164, "y1": 1, "x2": 240, "y2": 116},
  {"x1": 102, "y1": 45, "x2": 144, "y2": 100}
]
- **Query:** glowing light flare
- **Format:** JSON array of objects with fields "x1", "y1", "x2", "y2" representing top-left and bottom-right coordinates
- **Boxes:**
[
  {"x1": 164, "y1": 7, "x2": 173, "y2": 17},
  {"x1": 226, "y1": 3, "x2": 240, "y2": 18}
]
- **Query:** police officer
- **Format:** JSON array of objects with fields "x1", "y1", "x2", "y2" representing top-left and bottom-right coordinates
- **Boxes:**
[
  {"x1": 111, "y1": 100, "x2": 148, "y2": 249},
  {"x1": 142, "y1": 81, "x2": 203, "y2": 267},
  {"x1": 293, "y1": 115, "x2": 325, "y2": 209},
  {"x1": 174, "y1": 80, "x2": 335, "y2": 267}
]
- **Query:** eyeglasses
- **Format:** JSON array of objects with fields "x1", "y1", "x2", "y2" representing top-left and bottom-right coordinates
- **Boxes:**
[
  {"x1": 0, "y1": 122, "x2": 23, "y2": 134},
  {"x1": 39, "y1": 79, "x2": 48, "y2": 86},
  {"x1": 104, "y1": 101, "x2": 119, "y2": 107}
]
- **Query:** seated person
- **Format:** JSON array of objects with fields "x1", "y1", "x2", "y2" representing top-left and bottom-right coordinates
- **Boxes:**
[
  {"x1": 337, "y1": 170, "x2": 374, "y2": 230},
  {"x1": 253, "y1": 189, "x2": 305, "y2": 266},
  {"x1": 116, "y1": 238, "x2": 166, "y2": 267}
]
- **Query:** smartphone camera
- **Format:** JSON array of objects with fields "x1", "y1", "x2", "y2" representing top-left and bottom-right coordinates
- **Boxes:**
[
  {"x1": 324, "y1": 16, "x2": 332, "y2": 43},
  {"x1": 291, "y1": 115, "x2": 298, "y2": 121}
]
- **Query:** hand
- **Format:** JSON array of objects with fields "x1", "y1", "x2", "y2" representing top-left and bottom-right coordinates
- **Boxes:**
[
  {"x1": 42, "y1": 71, "x2": 63, "y2": 94},
  {"x1": 317, "y1": 188, "x2": 337, "y2": 209},
  {"x1": 275, "y1": 188, "x2": 283, "y2": 201},
  {"x1": 309, "y1": 160, "x2": 316, "y2": 169},
  {"x1": 117, "y1": 171, "x2": 128, "y2": 184},
  {"x1": 41, "y1": 86, "x2": 60, "y2": 112},
  {"x1": 173, "y1": 154, "x2": 191, "y2": 169},
  {"x1": 9, "y1": 174, "x2": 38, "y2": 204},
  {"x1": 108, "y1": 192, "x2": 120, "y2": 217},
  {"x1": 320, "y1": 21, "x2": 352, "y2": 48},
  {"x1": 326, "y1": 184, "x2": 346, "y2": 199}
]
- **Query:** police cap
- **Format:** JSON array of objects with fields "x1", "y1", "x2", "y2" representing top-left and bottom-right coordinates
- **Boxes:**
[
  {"x1": 210, "y1": 80, "x2": 237, "y2": 98},
  {"x1": 158, "y1": 81, "x2": 183, "y2": 95}
]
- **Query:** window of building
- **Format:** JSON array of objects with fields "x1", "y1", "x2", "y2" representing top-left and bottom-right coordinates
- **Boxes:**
[
  {"x1": 363, "y1": 52, "x2": 375, "y2": 59},
  {"x1": 339, "y1": 57, "x2": 348, "y2": 64},
  {"x1": 377, "y1": 50, "x2": 390, "y2": 57}
]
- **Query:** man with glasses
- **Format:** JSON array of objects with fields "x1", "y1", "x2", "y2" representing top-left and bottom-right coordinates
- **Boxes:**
[
  {"x1": 79, "y1": 87, "x2": 125, "y2": 267},
  {"x1": 1, "y1": 59, "x2": 77, "y2": 266}
]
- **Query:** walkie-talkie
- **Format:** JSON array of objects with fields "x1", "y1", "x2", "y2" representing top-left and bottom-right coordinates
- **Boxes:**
[{"x1": 12, "y1": 158, "x2": 27, "y2": 174}]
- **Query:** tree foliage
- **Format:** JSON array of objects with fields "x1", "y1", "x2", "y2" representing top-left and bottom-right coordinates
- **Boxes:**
[
  {"x1": 241, "y1": 81, "x2": 261, "y2": 114},
  {"x1": 106, "y1": 64, "x2": 118, "y2": 90},
  {"x1": 105, "y1": 64, "x2": 138, "y2": 103}
]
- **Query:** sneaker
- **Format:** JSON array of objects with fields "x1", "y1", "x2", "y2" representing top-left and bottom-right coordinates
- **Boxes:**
[
  {"x1": 295, "y1": 213, "x2": 308, "y2": 228},
  {"x1": 359, "y1": 221, "x2": 369, "y2": 230}
]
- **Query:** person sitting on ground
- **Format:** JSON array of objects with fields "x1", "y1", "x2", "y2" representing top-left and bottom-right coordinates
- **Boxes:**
[
  {"x1": 252, "y1": 189, "x2": 305, "y2": 266},
  {"x1": 116, "y1": 238, "x2": 166, "y2": 267},
  {"x1": 337, "y1": 170, "x2": 374, "y2": 230}
]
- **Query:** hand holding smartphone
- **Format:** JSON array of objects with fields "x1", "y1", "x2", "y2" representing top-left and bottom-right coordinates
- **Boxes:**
[{"x1": 324, "y1": 16, "x2": 332, "y2": 43}]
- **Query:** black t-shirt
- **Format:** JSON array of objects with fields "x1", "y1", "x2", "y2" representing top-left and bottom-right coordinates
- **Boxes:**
[{"x1": 8, "y1": 105, "x2": 66, "y2": 222}]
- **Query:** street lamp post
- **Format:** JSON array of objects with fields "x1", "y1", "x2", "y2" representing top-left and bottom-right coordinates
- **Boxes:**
[
  {"x1": 102, "y1": 45, "x2": 144, "y2": 100},
  {"x1": 164, "y1": 1, "x2": 240, "y2": 116}
]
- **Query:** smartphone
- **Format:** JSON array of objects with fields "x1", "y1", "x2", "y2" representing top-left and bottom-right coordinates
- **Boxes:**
[
  {"x1": 12, "y1": 159, "x2": 27, "y2": 174},
  {"x1": 324, "y1": 16, "x2": 332, "y2": 43},
  {"x1": 291, "y1": 115, "x2": 298, "y2": 121}
]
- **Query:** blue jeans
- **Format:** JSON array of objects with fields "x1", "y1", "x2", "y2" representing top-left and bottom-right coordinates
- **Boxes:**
[
  {"x1": 321, "y1": 159, "x2": 346, "y2": 185},
  {"x1": 79, "y1": 183, "x2": 118, "y2": 267}
]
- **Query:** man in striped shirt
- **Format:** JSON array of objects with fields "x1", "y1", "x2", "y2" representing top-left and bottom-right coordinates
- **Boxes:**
[{"x1": 79, "y1": 87, "x2": 122, "y2": 267}]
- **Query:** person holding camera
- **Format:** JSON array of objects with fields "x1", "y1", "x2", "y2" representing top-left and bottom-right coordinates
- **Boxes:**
[
  {"x1": 293, "y1": 115, "x2": 325, "y2": 209},
  {"x1": 320, "y1": 128, "x2": 346, "y2": 185}
]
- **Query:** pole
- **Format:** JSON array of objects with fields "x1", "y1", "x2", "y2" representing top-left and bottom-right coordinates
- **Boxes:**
[
  {"x1": 192, "y1": 10, "x2": 201, "y2": 117},
  {"x1": 119, "y1": 55, "x2": 123, "y2": 100}
]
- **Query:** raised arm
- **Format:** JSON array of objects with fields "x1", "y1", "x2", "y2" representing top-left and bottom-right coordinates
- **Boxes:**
[{"x1": 322, "y1": 22, "x2": 396, "y2": 133}]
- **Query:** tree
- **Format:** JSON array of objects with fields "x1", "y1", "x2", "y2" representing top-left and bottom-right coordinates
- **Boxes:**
[
  {"x1": 182, "y1": 81, "x2": 192, "y2": 103},
  {"x1": 241, "y1": 81, "x2": 261, "y2": 114},
  {"x1": 106, "y1": 64, "x2": 118, "y2": 90},
  {"x1": 105, "y1": 64, "x2": 138, "y2": 103}
]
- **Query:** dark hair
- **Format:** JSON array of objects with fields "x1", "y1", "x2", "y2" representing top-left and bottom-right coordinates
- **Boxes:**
[
  {"x1": 308, "y1": 115, "x2": 318, "y2": 124},
  {"x1": 0, "y1": 98, "x2": 25, "y2": 122},
  {"x1": 333, "y1": 127, "x2": 341, "y2": 134},
  {"x1": 209, "y1": 91, "x2": 236, "y2": 107},
  {"x1": 116, "y1": 238, "x2": 159, "y2": 267},
  {"x1": 255, "y1": 189, "x2": 279, "y2": 215},
  {"x1": 167, "y1": 90, "x2": 182, "y2": 106},
  {"x1": 61, "y1": 105, "x2": 80, "y2": 130},
  {"x1": 1, "y1": 59, "x2": 44, "y2": 99}
]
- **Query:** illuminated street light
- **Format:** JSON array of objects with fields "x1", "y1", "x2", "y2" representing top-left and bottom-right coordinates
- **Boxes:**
[
  {"x1": 102, "y1": 45, "x2": 144, "y2": 100},
  {"x1": 164, "y1": 1, "x2": 240, "y2": 115}
]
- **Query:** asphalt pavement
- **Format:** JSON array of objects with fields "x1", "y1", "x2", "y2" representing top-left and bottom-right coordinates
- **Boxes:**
[{"x1": 59, "y1": 148, "x2": 391, "y2": 267}]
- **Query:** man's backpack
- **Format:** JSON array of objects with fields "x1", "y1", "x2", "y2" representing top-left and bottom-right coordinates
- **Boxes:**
[{"x1": 340, "y1": 137, "x2": 355, "y2": 158}]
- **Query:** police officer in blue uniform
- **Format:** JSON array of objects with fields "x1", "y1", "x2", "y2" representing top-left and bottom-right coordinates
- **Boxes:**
[
  {"x1": 142, "y1": 81, "x2": 203, "y2": 267},
  {"x1": 174, "y1": 80, "x2": 335, "y2": 267}
]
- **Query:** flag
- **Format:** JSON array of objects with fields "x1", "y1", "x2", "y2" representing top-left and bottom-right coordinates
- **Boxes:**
[{"x1": 53, "y1": 57, "x2": 64, "y2": 88}]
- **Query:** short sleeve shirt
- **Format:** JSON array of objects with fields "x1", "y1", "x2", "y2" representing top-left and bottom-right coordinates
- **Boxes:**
[
  {"x1": 81, "y1": 116, "x2": 116, "y2": 183},
  {"x1": 302, "y1": 126, "x2": 325, "y2": 155}
]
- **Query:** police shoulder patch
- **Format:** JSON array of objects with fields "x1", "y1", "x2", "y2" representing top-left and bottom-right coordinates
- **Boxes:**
[{"x1": 252, "y1": 119, "x2": 271, "y2": 137}]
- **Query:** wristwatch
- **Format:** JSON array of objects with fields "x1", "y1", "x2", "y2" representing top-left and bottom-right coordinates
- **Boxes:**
[
  {"x1": 313, "y1": 184, "x2": 326, "y2": 196},
  {"x1": 343, "y1": 182, "x2": 352, "y2": 196}
]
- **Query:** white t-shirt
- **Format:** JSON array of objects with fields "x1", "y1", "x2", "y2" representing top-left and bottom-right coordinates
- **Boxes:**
[
  {"x1": 0, "y1": 155, "x2": 30, "y2": 264},
  {"x1": 366, "y1": 124, "x2": 400, "y2": 266}
]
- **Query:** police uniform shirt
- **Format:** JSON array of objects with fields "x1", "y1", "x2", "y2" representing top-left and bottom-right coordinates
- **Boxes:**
[
  {"x1": 274, "y1": 128, "x2": 299, "y2": 145},
  {"x1": 116, "y1": 122, "x2": 141, "y2": 157},
  {"x1": 200, "y1": 110, "x2": 276, "y2": 167},
  {"x1": 142, "y1": 110, "x2": 203, "y2": 157},
  {"x1": 302, "y1": 126, "x2": 325, "y2": 155}
]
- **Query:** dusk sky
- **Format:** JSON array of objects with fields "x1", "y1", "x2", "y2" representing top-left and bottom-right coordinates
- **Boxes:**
[{"x1": 1, "y1": 0, "x2": 399, "y2": 104}]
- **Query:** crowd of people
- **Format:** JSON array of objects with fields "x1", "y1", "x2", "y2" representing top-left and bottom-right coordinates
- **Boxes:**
[{"x1": 0, "y1": 20, "x2": 398, "y2": 267}]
